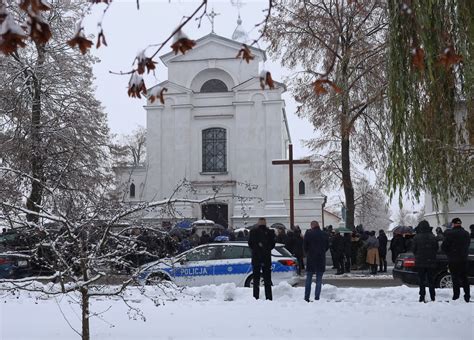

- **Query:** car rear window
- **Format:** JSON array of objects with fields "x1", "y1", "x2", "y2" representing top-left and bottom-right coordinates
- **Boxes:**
[{"x1": 273, "y1": 246, "x2": 292, "y2": 257}]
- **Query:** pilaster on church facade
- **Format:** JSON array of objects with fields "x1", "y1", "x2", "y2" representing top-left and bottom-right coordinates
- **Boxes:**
[{"x1": 114, "y1": 33, "x2": 326, "y2": 230}]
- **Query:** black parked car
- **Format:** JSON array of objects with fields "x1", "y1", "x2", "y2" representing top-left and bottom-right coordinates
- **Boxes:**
[
  {"x1": 1, "y1": 230, "x2": 56, "y2": 280},
  {"x1": 393, "y1": 239, "x2": 474, "y2": 288}
]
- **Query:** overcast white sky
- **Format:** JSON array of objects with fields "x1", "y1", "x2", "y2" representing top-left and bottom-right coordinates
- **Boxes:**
[{"x1": 86, "y1": 0, "x2": 314, "y2": 158}]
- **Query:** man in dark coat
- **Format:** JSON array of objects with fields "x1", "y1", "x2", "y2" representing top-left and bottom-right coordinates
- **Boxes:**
[
  {"x1": 199, "y1": 230, "x2": 211, "y2": 245},
  {"x1": 377, "y1": 230, "x2": 388, "y2": 272},
  {"x1": 441, "y1": 217, "x2": 471, "y2": 302},
  {"x1": 292, "y1": 226, "x2": 305, "y2": 276},
  {"x1": 275, "y1": 228, "x2": 287, "y2": 245},
  {"x1": 303, "y1": 220, "x2": 329, "y2": 302},
  {"x1": 248, "y1": 217, "x2": 276, "y2": 300},
  {"x1": 390, "y1": 233, "x2": 406, "y2": 264},
  {"x1": 331, "y1": 231, "x2": 345, "y2": 274},
  {"x1": 412, "y1": 220, "x2": 438, "y2": 302},
  {"x1": 343, "y1": 233, "x2": 352, "y2": 273},
  {"x1": 285, "y1": 228, "x2": 295, "y2": 255}
]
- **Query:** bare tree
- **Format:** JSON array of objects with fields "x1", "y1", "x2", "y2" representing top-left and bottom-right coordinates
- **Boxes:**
[
  {"x1": 264, "y1": 0, "x2": 389, "y2": 229},
  {"x1": 111, "y1": 126, "x2": 147, "y2": 166},
  {"x1": 0, "y1": 172, "x2": 258, "y2": 340},
  {"x1": 393, "y1": 206, "x2": 424, "y2": 227},
  {"x1": 353, "y1": 177, "x2": 390, "y2": 230}
]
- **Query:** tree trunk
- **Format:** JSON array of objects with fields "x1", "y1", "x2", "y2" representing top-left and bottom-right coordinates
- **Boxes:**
[
  {"x1": 341, "y1": 136, "x2": 355, "y2": 230},
  {"x1": 339, "y1": 48, "x2": 355, "y2": 230},
  {"x1": 80, "y1": 234, "x2": 90, "y2": 340},
  {"x1": 26, "y1": 44, "x2": 45, "y2": 222},
  {"x1": 26, "y1": 75, "x2": 43, "y2": 222},
  {"x1": 81, "y1": 288, "x2": 90, "y2": 340}
]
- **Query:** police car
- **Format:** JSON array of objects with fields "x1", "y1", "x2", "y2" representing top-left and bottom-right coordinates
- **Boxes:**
[{"x1": 137, "y1": 242, "x2": 298, "y2": 287}]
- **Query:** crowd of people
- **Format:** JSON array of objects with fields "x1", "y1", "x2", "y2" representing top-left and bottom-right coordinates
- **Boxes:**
[
  {"x1": 246, "y1": 217, "x2": 473, "y2": 303},
  {"x1": 274, "y1": 224, "x2": 393, "y2": 276}
]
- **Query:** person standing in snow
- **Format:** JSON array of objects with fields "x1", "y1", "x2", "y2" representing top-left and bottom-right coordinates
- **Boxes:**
[
  {"x1": 441, "y1": 218, "x2": 471, "y2": 302},
  {"x1": 303, "y1": 220, "x2": 329, "y2": 302},
  {"x1": 366, "y1": 231, "x2": 379, "y2": 274},
  {"x1": 390, "y1": 233, "x2": 405, "y2": 264},
  {"x1": 292, "y1": 226, "x2": 305, "y2": 276},
  {"x1": 412, "y1": 220, "x2": 438, "y2": 302},
  {"x1": 248, "y1": 217, "x2": 276, "y2": 300},
  {"x1": 331, "y1": 230, "x2": 345, "y2": 274},
  {"x1": 377, "y1": 230, "x2": 388, "y2": 272}
]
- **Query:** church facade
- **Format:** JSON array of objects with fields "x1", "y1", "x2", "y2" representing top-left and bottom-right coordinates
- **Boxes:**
[{"x1": 114, "y1": 33, "x2": 325, "y2": 230}]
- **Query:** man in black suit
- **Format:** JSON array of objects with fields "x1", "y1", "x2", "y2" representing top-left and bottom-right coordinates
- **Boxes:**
[
  {"x1": 442, "y1": 217, "x2": 471, "y2": 302},
  {"x1": 248, "y1": 217, "x2": 275, "y2": 300}
]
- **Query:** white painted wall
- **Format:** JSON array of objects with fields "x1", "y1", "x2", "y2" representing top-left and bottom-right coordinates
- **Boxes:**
[{"x1": 116, "y1": 34, "x2": 324, "y2": 228}]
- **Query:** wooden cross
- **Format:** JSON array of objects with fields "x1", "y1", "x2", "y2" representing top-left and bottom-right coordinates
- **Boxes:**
[
  {"x1": 272, "y1": 144, "x2": 310, "y2": 228},
  {"x1": 207, "y1": 8, "x2": 220, "y2": 34}
]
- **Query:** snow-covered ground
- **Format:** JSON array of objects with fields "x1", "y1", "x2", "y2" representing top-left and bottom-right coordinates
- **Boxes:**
[{"x1": 1, "y1": 282, "x2": 473, "y2": 340}]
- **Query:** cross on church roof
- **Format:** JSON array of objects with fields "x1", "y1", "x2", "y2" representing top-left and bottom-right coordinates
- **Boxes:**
[{"x1": 207, "y1": 8, "x2": 220, "y2": 34}]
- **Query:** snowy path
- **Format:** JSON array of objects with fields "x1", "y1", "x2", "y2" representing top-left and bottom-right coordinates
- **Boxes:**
[{"x1": 1, "y1": 283, "x2": 473, "y2": 340}]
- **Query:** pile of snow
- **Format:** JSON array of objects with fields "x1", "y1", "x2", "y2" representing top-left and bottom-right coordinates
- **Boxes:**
[{"x1": 0, "y1": 282, "x2": 472, "y2": 339}]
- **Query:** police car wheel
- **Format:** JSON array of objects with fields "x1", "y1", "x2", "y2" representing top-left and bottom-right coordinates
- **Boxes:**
[
  {"x1": 244, "y1": 275, "x2": 265, "y2": 288},
  {"x1": 146, "y1": 273, "x2": 170, "y2": 285},
  {"x1": 437, "y1": 272, "x2": 453, "y2": 289}
]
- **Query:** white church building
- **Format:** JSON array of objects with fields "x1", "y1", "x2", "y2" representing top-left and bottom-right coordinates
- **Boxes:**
[{"x1": 114, "y1": 31, "x2": 325, "y2": 230}]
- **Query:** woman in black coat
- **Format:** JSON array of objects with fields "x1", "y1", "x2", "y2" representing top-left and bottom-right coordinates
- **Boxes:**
[{"x1": 412, "y1": 220, "x2": 438, "y2": 302}]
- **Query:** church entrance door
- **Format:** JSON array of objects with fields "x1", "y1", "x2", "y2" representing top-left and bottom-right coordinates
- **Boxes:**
[{"x1": 202, "y1": 204, "x2": 228, "y2": 228}]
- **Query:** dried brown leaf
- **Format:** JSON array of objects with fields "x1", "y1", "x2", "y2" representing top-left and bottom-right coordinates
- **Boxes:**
[
  {"x1": 236, "y1": 44, "x2": 255, "y2": 63},
  {"x1": 0, "y1": 32, "x2": 27, "y2": 55},
  {"x1": 67, "y1": 35, "x2": 93, "y2": 55},
  {"x1": 438, "y1": 46, "x2": 463, "y2": 70},
  {"x1": 171, "y1": 37, "x2": 196, "y2": 55}
]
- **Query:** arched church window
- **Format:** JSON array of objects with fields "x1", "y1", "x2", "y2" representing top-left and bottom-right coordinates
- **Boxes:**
[
  {"x1": 130, "y1": 183, "x2": 136, "y2": 198},
  {"x1": 298, "y1": 180, "x2": 305, "y2": 195},
  {"x1": 200, "y1": 79, "x2": 228, "y2": 93},
  {"x1": 202, "y1": 128, "x2": 226, "y2": 172}
]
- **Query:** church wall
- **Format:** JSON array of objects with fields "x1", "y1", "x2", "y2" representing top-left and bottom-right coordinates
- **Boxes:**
[
  {"x1": 118, "y1": 34, "x2": 325, "y2": 228},
  {"x1": 424, "y1": 192, "x2": 474, "y2": 227},
  {"x1": 144, "y1": 106, "x2": 163, "y2": 200},
  {"x1": 194, "y1": 92, "x2": 234, "y2": 107},
  {"x1": 113, "y1": 166, "x2": 147, "y2": 201},
  {"x1": 263, "y1": 99, "x2": 287, "y2": 217},
  {"x1": 168, "y1": 58, "x2": 259, "y2": 91},
  {"x1": 290, "y1": 198, "x2": 324, "y2": 231}
]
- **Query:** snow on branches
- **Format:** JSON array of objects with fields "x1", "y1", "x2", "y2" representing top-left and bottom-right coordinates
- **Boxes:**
[
  {"x1": 0, "y1": 8, "x2": 27, "y2": 54},
  {"x1": 128, "y1": 72, "x2": 147, "y2": 99},
  {"x1": 136, "y1": 50, "x2": 156, "y2": 75}
]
